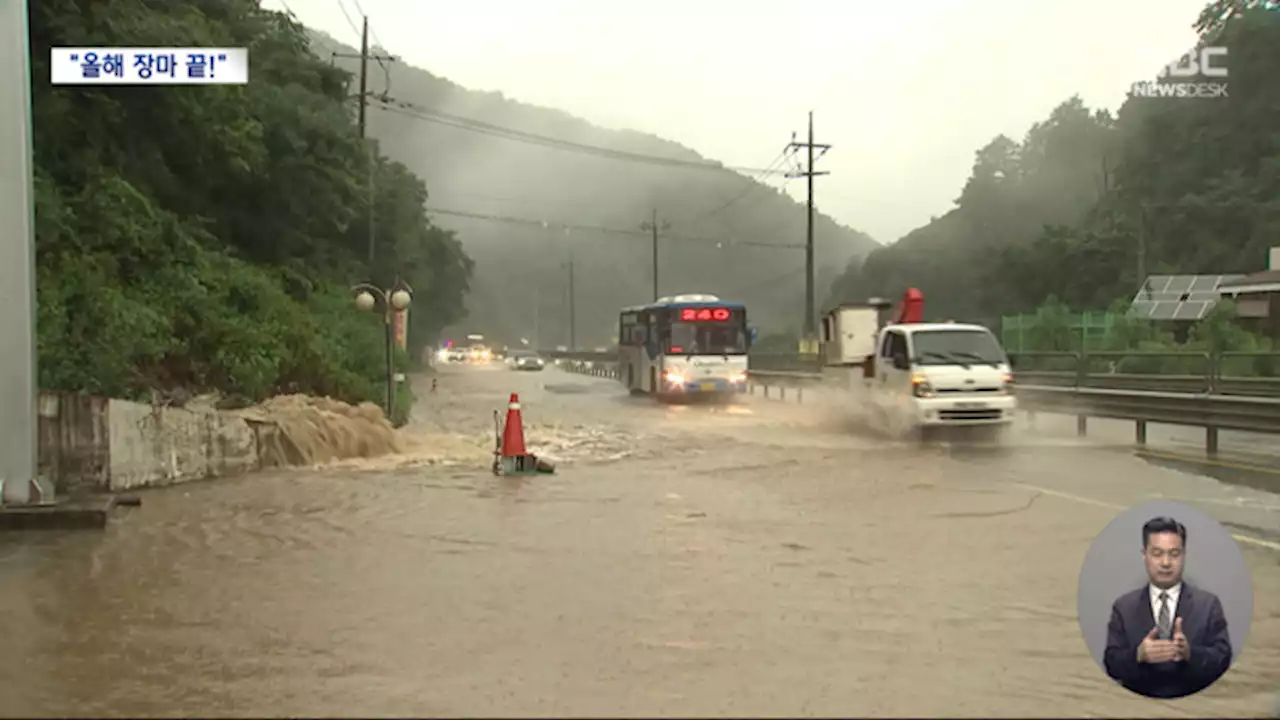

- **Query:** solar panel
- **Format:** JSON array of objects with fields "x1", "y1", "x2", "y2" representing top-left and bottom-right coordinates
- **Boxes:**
[
  {"x1": 1149, "y1": 301, "x2": 1179, "y2": 320},
  {"x1": 1130, "y1": 273, "x2": 1249, "y2": 321},
  {"x1": 1172, "y1": 301, "x2": 1209, "y2": 320}
]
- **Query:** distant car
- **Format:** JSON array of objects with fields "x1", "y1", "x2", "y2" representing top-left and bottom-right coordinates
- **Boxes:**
[{"x1": 507, "y1": 350, "x2": 545, "y2": 371}]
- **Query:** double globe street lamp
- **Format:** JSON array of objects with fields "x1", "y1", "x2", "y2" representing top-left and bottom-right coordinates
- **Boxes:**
[{"x1": 352, "y1": 280, "x2": 412, "y2": 419}]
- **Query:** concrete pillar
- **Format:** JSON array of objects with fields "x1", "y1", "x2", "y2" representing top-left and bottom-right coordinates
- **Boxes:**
[{"x1": 0, "y1": 0, "x2": 38, "y2": 506}]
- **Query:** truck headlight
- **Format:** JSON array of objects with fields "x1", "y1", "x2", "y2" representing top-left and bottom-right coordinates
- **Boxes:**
[
  {"x1": 911, "y1": 372, "x2": 935, "y2": 398},
  {"x1": 664, "y1": 369, "x2": 686, "y2": 386},
  {"x1": 729, "y1": 372, "x2": 746, "y2": 384}
]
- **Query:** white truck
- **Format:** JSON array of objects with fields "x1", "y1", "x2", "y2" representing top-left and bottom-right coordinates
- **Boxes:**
[{"x1": 819, "y1": 288, "x2": 1017, "y2": 440}]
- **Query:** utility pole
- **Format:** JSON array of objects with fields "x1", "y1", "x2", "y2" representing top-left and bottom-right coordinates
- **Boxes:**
[
  {"x1": 640, "y1": 208, "x2": 671, "y2": 301},
  {"x1": 786, "y1": 111, "x2": 831, "y2": 341},
  {"x1": 331, "y1": 16, "x2": 395, "y2": 271},
  {"x1": 533, "y1": 285, "x2": 541, "y2": 351},
  {"x1": 566, "y1": 255, "x2": 577, "y2": 350},
  {"x1": 1137, "y1": 202, "x2": 1150, "y2": 287},
  {"x1": 0, "y1": 0, "x2": 37, "y2": 506}
]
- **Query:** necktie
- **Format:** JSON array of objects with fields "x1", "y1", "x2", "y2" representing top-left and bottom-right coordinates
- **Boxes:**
[{"x1": 1158, "y1": 591, "x2": 1172, "y2": 639}]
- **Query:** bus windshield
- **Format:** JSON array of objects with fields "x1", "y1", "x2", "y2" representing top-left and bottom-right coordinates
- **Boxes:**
[
  {"x1": 910, "y1": 329, "x2": 1006, "y2": 366},
  {"x1": 667, "y1": 322, "x2": 747, "y2": 355}
]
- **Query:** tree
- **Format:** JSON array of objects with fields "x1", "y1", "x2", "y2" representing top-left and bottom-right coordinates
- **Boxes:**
[
  {"x1": 30, "y1": 0, "x2": 472, "y2": 419},
  {"x1": 825, "y1": 2, "x2": 1280, "y2": 326}
]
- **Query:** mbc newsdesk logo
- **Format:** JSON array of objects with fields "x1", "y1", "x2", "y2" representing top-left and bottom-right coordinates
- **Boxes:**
[{"x1": 1129, "y1": 47, "x2": 1228, "y2": 99}]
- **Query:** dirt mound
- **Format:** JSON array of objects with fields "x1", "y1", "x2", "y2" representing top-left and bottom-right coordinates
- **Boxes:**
[{"x1": 232, "y1": 394, "x2": 403, "y2": 468}]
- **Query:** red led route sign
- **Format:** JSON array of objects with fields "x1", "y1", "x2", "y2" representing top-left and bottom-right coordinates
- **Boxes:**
[{"x1": 679, "y1": 307, "x2": 731, "y2": 322}]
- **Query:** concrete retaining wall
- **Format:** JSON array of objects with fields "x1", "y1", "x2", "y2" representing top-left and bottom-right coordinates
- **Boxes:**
[{"x1": 38, "y1": 392, "x2": 265, "y2": 495}]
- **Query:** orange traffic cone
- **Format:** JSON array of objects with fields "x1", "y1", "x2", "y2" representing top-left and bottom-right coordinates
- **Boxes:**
[{"x1": 501, "y1": 393, "x2": 527, "y2": 457}]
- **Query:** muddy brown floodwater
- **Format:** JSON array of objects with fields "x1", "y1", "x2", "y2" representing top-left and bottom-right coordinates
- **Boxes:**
[{"x1": 2, "y1": 363, "x2": 1278, "y2": 717}]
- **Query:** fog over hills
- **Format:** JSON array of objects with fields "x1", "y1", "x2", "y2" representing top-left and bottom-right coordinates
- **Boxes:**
[{"x1": 308, "y1": 30, "x2": 881, "y2": 348}]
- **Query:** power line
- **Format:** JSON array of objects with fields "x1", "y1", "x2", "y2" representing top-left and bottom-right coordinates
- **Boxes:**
[
  {"x1": 425, "y1": 206, "x2": 804, "y2": 250},
  {"x1": 344, "y1": 0, "x2": 391, "y2": 74},
  {"x1": 371, "y1": 98, "x2": 787, "y2": 176},
  {"x1": 682, "y1": 146, "x2": 796, "y2": 226},
  {"x1": 332, "y1": 0, "x2": 361, "y2": 41}
]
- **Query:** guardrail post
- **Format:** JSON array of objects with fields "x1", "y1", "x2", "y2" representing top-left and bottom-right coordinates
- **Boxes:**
[
  {"x1": 1206, "y1": 426, "x2": 1219, "y2": 457},
  {"x1": 764, "y1": 385, "x2": 770, "y2": 399},
  {"x1": 797, "y1": 386, "x2": 803, "y2": 404},
  {"x1": 781, "y1": 386, "x2": 786, "y2": 401},
  {"x1": 1074, "y1": 352, "x2": 1088, "y2": 435},
  {"x1": 1135, "y1": 420, "x2": 1147, "y2": 445}
]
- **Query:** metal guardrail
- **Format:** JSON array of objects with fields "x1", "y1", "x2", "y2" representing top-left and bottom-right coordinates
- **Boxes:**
[
  {"x1": 554, "y1": 355, "x2": 1280, "y2": 454},
  {"x1": 555, "y1": 359, "x2": 822, "y2": 402},
  {"x1": 546, "y1": 350, "x2": 1280, "y2": 395},
  {"x1": 1010, "y1": 351, "x2": 1280, "y2": 397},
  {"x1": 740, "y1": 368, "x2": 1280, "y2": 455},
  {"x1": 542, "y1": 351, "x2": 821, "y2": 373}
]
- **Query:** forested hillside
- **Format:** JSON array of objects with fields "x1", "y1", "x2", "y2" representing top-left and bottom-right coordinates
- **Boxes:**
[
  {"x1": 31, "y1": 0, "x2": 470, "y2": 417},
  {"x1": 308, "y1": 31, "x2": 880, "y2": 346},
  {"x1": 828, "y1": 0, "x2": 1280, "y2": 323}
]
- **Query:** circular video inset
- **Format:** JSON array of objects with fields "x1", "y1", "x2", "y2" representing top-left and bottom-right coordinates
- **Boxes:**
[{"x1": 1076, "y1": 499, "x2": 1253, "y2": 700}]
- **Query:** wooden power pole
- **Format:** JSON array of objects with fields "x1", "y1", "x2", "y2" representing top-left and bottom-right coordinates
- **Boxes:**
[{"x1": 331, "y1": 16, "x2": 395, "y2": 270}]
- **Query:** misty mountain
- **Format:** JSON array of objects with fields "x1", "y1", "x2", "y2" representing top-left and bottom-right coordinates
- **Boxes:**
[
  {"x1": 306, "y1": 30, "x2": 880, "y2": 348},
  {"x1": 827, "y1": 2, "x2": 1280, "y2": 325}
]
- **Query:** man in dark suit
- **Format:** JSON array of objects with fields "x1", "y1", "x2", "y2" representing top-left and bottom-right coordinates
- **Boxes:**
[{"x1": 1103, "y1": 516, "x2": 1233, "y2": 699}]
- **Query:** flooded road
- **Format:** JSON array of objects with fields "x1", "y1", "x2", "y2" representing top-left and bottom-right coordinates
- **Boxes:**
[{"x1": 2, "y1": 363, "x2": 1278, "y2": 717}]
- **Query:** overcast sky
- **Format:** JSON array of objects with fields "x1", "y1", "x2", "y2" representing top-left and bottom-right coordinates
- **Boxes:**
[{"x1": 264, "y1": 0, "x2": 1210, "y2": 243}]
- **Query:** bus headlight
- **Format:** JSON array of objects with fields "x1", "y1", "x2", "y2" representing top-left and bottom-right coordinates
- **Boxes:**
[{"x1": 664, "y1": 369, "x2": 686, "y2": 386}]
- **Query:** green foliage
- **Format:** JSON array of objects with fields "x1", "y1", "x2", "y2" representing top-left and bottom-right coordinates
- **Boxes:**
[
  {"x1": 1011, "y1": 296, "x2": 1278, "y2": 377},
  {"x1": 30, "y1": 0, "x2": 472, "y2": 415},
  {"x1": 827, "y1": 3, "x2": 1280, "y2": 323}
]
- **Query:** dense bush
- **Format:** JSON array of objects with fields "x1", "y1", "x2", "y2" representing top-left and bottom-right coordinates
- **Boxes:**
[{"x1": 30, "y1": 0, "x2": 471, "y2": 423}]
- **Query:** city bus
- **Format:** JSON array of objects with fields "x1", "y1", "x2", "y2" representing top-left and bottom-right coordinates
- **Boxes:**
[{"x1": 617, "y1": 294, "x2": 754, "y2": 401}]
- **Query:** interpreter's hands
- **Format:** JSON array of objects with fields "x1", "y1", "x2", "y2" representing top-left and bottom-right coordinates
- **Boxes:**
[
  {"x1": 1138, "y1": 624, "x2": 1181, "y2": 663},
  {"x1": 1172, "y1": 617, "x2": 1190, "y2": 661}
]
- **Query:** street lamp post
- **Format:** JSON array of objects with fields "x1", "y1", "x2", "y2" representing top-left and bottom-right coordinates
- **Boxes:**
[{"x1": 352, "y1": 280, "x2": 412, "y2": 420}]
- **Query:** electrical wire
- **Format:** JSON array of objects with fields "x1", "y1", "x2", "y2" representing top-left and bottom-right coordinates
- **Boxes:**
[
  {"x1": 680, "y1": 147, "x2": 796, "y2": 226},
  {"x1": 332, "y1": 0, "x2": 362, "y2": 41},
  {"x1": 425, "y1": 206, "x2": 804, "y2": 250},
  {"x1": 372, "y1": 98, "x2": 786, "y2": 176}
]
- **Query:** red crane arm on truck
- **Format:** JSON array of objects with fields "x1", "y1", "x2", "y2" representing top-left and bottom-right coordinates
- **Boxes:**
[{"x1": 891, "y1": 287, "x2": 924, "y2": 325}]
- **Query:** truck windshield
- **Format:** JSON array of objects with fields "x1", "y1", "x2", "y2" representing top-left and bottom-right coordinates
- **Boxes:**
[
  {"x1": 667, "y1": 323, "x2": 747, "y2": 355},
  {"x1": 911, "y1": 329, "x2": 1005, "y2": 366}
]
